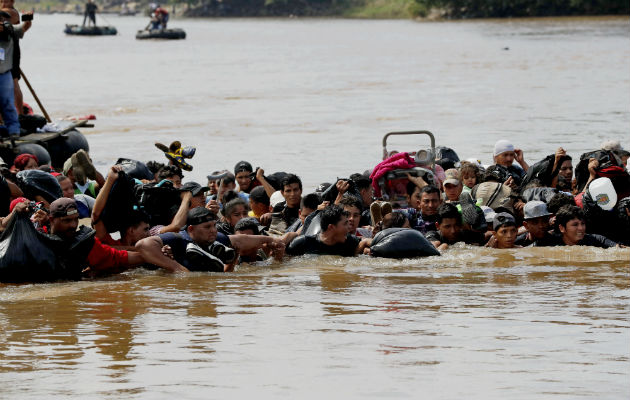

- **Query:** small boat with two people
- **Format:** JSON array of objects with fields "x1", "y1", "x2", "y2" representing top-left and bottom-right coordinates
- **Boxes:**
[{"x1": 136, "y1": 4, "x2": 185, "y2": 40}]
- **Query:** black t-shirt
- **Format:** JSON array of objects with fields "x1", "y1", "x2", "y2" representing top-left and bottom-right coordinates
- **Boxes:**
[
  {"x1": 516, "y1": 232, "x2": 556, "y2": 247},
  {"x1": 159, "y1": 231, "x2": 234, "y2": 267},
  {"x1": 425, "y1": 229, "x2": 485, "y2": 246},
  {"x1": 287, "y1": 234, "x2": 361, "y2": 257},
  {"x1": 548, "y1": 233, "x2": 617, "y2": 248}
]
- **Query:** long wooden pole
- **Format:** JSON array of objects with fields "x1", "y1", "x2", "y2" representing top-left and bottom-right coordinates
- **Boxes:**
[{"x1": 19, "y1": 68, "x2": 51, "y2": 123}]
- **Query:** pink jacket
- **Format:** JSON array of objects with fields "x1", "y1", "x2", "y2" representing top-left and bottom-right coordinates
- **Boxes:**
[{"x1": 369, "y1": 152, "x2": 416, "y2": 197}]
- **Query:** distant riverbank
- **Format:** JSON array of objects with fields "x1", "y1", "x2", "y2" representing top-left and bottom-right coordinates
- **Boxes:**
[{"x1": 15, "y1": 0, "x2": 630, "y2": 19}]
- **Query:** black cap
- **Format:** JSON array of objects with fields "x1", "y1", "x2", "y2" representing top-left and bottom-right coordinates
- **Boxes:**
[
  {"x1": 186, "y1": 207, "x2": 217, "y2": 226},
  {"x1": 234, "y1": 161, "x2": 253, "y2": 174},
  {"x1": 493, "y1": 212, "x2": 516, "y2": 231},
  {"x1": 0, "y1": 11, "x2": 11, "y2": 19},
  {"x1": 180, "y1": 181, "x2": 209, "y2": 196}
]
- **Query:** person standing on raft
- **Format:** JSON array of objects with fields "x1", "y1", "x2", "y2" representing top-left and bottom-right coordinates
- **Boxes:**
[{"x1": 83, "y1": 0, "x2": 97, "y2": 27}]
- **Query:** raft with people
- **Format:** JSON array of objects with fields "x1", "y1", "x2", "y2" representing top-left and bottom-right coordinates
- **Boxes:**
[{"x1": 64, "y1": 24, "x2": 117, "y2": 36}]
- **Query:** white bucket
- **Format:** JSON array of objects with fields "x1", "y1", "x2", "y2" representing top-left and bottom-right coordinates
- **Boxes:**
[{"x1": 588, "y1": 177, "x2": 617, "y2": 211}]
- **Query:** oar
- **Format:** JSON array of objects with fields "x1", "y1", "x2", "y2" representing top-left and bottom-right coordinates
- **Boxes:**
[{"x1": 19, "y1": 68, "x2": 51, "y2": 123}]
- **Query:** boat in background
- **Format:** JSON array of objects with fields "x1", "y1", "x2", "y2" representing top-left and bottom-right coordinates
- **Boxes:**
[
  {"x1": 64, "y1": 24, "x2": 117, "y2": 36},
  {"x1": 136, "y1": 28, "x2": 186, "y2": 40}
]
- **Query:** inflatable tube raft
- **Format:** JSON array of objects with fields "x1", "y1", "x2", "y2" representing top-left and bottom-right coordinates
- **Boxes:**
[
  {"x1": 136, "y1": 28, "x2": 186, "y2": 40},
  {"x1": 64, "y1": 24, "x2": 117, "y2": 36},
  {"x1": 370, "y1": 228, "x2": 440, "y2": 258}
]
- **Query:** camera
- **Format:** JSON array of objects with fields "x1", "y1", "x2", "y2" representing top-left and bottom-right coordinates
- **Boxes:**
[
  {"x1": 2, "y1": 21, "x2": 13, "y2": 33},
  {"x1": 28, "y1": 201, "x2": 47, "y2": 213},
  {"x1": 21, "y1": 13, "x2": 33, "y2": 22}
]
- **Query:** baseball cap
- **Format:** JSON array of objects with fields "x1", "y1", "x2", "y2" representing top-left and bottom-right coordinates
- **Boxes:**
[
  {"x1": 180, "y1": 182, "x2": 209, "y2": 196},
  {"x1": 234, "y1": 161, "x2": 253, "y2": 174},
  {"x1": 493, "y1": 212, "x2": 516, "y2": 231},
  {"x1": 443, "y1": 168, "x2": 461, "y2": 186},
  {"x1": 9, "y1": 197, "x2": 28, "y2": 212},
  {"x1": 186, "y1": 207, "x2": 217, "y2": 226},
  {"x1": 50, "y1": 198, "x2": 78, "y2": 217},
  {"x1": 523, "y1": 201, "x2": 551, "y2": 220}
]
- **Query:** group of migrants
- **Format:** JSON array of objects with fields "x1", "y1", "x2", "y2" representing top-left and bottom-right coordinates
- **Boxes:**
[{"x1": 0, "y1": 136, "x2": 628, "y2": 282}]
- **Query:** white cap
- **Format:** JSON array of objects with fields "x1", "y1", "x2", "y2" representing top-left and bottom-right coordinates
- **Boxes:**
[
  {"x1": 588, "y1": 177, "x2": 617, "y2": 211},
  {"x1": 493, "y1": 140, "x2": 515, "y2": 156},
  {"x1": 269, "y1": 190, "x2": 285, "y2": 207}
]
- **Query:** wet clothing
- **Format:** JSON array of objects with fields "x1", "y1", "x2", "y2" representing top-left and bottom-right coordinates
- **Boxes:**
[
  {"x1": 399, "y1": 208, "x2": 437, "y2": 234},
  {"x1": 158, "y1": 230, "x2": 234, "y2": 269},
  {"x1": 425, "y1": 229, "x2": 485, "y2": 246},
  {"x1": 515, "y1": 232, "x2": 556, "y2": 247},
  {"x1": 287, "y1": 234, "x2": 360, "y2": 257},
  {"x1": 87, "y1": 237, "x2": 129, "y2": 271},
  {"x1": 549, "y1": 233, "x2": 617, "y2": 248},
  {"x1": 216, "y1": 221, "x2": 234, "y2": 236},
  {"x1": 269, "y1": 201, "x2": 299, "y2": 234}
]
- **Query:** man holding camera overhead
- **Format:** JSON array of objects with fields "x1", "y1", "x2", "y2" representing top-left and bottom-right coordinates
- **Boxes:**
[{"x1": 0, "y1": 5, "x2": 31, "y2": 139}]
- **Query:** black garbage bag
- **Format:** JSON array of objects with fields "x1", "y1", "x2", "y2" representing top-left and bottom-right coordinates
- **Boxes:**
[
  {"x1": 101, "y1": 171, "x2": 139, "y2": 233},
  {"x1": 115, "y1": 158, "x2": 154, "y2": 181},
  {"x1": 302, "y1": 211, "x2": 322, "y2": 237},
  {"x1": 370, "y1": 228, "x2": 440, "y2": 258},
  {"x1": 320, "y1": 178, "x2": 362, "y2": 204},
  {"x1": 521, "y1": 187, "x2": 558, "y2": 203},
  {"x1": 521, "y1": 154, "x2": 555, "y2": 188},
  {"x1": 18, "y1": 114, "x2": 47, "y2": 133},
  {"x1": 16, "y1": 169, "x2": 62, "y2": 203},
  {"x1": 0, "y1": 212, "x2": 72, "y2": 282},
  {"x1": 435, "y1": 146, "x2": 460, "y2": 171},
  {"x1": 135, "y1": 180, "x2": 181, "y2": 226},
  {"x1": 264, "y1": 172, "x2": 289, "y2": 191}
]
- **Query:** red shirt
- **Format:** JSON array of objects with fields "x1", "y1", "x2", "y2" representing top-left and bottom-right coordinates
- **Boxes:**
[
  {"x1": 86, "y1": 237, "x2": 129, "y2": 272},
  {"x1": 155, "y1": 7, "x2": 168, "y2": 16}
]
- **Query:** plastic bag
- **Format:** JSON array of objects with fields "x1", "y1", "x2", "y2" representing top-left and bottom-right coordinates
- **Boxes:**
[
  {"x1": 0, "y1": 212, "x2": 71, "y2": 282},
  {"x1": 16, "y1": 169, "x2": 62, "y2": 203}
]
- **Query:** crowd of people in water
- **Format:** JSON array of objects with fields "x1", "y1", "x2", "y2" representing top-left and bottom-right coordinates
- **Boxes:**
[{"x1": 0, "y1": 135, "x2": 628, "y2": 282}]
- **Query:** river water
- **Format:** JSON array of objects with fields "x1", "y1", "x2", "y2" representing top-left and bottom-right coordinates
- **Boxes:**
[{"x1": 2, "y1": 14, "x2": 629, "y2": 399}]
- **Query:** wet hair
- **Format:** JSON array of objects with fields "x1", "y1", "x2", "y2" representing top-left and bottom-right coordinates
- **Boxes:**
[
  {"x1": 221, "y1": 190, "x2": 239, "y2": 205},
  {"x1": 221, "y1": 172, "x2": 236, "y2": 186},
  {"x1": 157, "y1": 165, "x2": 183, "y2": 180},
  {"x1": 382, "y1": 211, "x2": 409, "y2": 229},
  {"x1": 319, "y1": 204, "x2": 349, "y2": 231},
  {"x1": 121, "y1": 209, "x2": 151, "y2": 232},
  {"x1": 437, "y1": 203, "x2": 462, "y2": 225},
  {"x1": 350, "y1": 174, "x2": 371, "y2": 191},
  {"x1": 301, "y1": 192, "x2": 321, "y2": 210},
  {"x1": 547, "y1": 193, "x2": 576, "y2": 215},
  {"x1": 249, "y1": 186, "x2": 269, "y2": 206},
  {"x1": 555, "y1": 205, "x2": 586, "y2": 228},
  {"x1": 338, "y1": 195, "x2": 362, "y2": 211},
  {"x1": 234, "y1": 217, "x2": 261, "y2": 234},
  {"x1": 146, "y1": 160, "x2": 166, "y2": 176},
  {"x1": 281, "y1": 174, "x2": 302, "y2": 192}
]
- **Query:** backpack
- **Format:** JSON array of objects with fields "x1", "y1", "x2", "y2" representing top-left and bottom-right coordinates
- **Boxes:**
[{"x1": 134, "y1": 179, "x2": 182, "y2": 226}]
